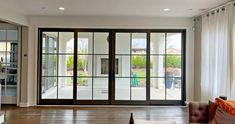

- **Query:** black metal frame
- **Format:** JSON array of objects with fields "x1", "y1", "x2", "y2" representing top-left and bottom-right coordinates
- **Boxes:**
[{"x1": 38, "y1": 28, "x2": 186, "y2": 105}]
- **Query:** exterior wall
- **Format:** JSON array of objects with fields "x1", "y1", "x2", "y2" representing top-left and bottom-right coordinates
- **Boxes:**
[{"x1": 27, "y1": 16, "x2": 195, "y2": 106}]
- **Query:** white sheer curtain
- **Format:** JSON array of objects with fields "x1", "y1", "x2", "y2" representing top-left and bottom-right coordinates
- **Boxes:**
[{"x1": 201, "y1": 3, "x2": 235, "y2": 101}]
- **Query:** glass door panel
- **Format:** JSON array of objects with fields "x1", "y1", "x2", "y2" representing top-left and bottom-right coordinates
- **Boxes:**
[
  {"x1": 77, "y1": 32, "x2": 109, "y2": 101},
  {"x1": 41, "y1": 32, "x2": 74, "y2": 100},
  {"x1": 115, "y1": 32, "x2": 147, "y2": 101},
  {"x1": 150, "y1": 33, "x2": 182, "y2": 101}
]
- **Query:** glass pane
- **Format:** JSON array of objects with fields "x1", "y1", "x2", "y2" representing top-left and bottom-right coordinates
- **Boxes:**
[
  {"x1": 0, "y1": 53, "x2": 6, "y2": 63},
  {"x1": 58, "y1": 55, "x2": 74, "y2": 76},
  {"x1": 150, "y1": 78, "x2": 165, "y2": 100},
  {"x1": 77, "y1": 55, "x2": 92, "y2": 77},
  {"x1": 150, "y1": 33, "x2": 165, "y2": 54},
  {"x1": 116, "y1": 33, "x2": 130, "y2": 54},
  {"x1": 42, "y1": 77, "x2": 57, "y2": 99},
  {"x1": 0, "y1": 42, "x2": 6, "y2": 51},
  {"x1": 93, "y1": 78, "x2": 108, "y2": 100},
  {"x1": 0, "y1": 30, "x2": 6, "y2": 40},
  {"x1": 58, "y1": 77, "x2": 73, "y2": 99},
  {"x1": 166, "y1": 78, "x2": 181, "y2": 100},
  {"x1": 42, "y1": 55, "x2": 57, "y2": 76},
  {"x1": 166, "y1": 33, "x2": 181, "y2": 54},
  {"x1": 131, "y1": 77, "x2": 146, "y2": 100},
  {"x1": 42, "y1": 32, "x2": 58, "y2": 53},
  {"x1": 150, "y1": 55, "x2": 164, "y2": 77},
  {"x1": 78, "y1": 32, "x2": 93, "y2": 54},
  {"x1": 94, "y1": 33, "x2": 109, "y2": 54},
  {"x1": 77, "y1": 78, "x2": 92, "y2": 100},
  {"x1": 94, "y1": 55, "x2": 109, "y2": 77},
  {"x1": 115, "y1": 55, "x2": 130, "y2": 77},
  {"x1": 132, "y1": 33, "x2": 146, "y2": 54},
  {"x1": 7, "y1": 30, "x2": 18, "y2": 40},
  {"x1": 58, "y1": 32, "x2": 74, "y2": 53},
  {"x1": 6, "y1": 75, "x2": 17, "y2": 85},
  {"x1": 115, "y1": 78, "x2": 131, "y2": 100},
  {"x1": 131, "y1": 56, "x2": 146, "y2": 77},
  {"x1": 166, "y1": 56, "x2": 181, "y2": 77}
]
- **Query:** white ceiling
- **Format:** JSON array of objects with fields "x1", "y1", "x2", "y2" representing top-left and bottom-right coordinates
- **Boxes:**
[{"x1": 0, "y1": 0, "x2": 231, "y2": 17}]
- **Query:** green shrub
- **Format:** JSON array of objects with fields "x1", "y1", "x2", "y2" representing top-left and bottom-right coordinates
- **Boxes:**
[
  {"x1": 165, "y1": 56, "x2": 181, "y2": 68},
  {"x1": 132, "y1": 56, "x2": 146, "y2": 68}
]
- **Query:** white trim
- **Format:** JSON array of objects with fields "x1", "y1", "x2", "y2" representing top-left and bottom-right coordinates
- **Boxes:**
[
  {"x1": 19, "y1": 102, "x2": 28, "y2": 107},
  {"x1": 16, "y1": 26, "x2": 21, "y2": 106}
]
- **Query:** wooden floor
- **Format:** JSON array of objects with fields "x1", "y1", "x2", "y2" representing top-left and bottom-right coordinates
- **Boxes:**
[{"x1": 1, "y1": 105, "x2": 188, "y2": 124}]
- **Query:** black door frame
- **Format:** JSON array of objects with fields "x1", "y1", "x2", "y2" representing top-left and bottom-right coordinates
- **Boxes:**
[{"x1": 38, "y1": 28, "x2": 186, "y2": 105}]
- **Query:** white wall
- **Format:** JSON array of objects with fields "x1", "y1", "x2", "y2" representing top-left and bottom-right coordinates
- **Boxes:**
[
  {"x1": 194, "y1": 17, "x2": 202, "y2": 101},
  {"x1": 0, "y1": 6, "x2": 28, "y2": 26},
  {"x1": 27, "y1": 16, "x2": 195, "y2": 106}
]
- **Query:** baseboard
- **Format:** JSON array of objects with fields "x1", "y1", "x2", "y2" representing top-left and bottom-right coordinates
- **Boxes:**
[{"x1": 19, "y1": 102, "x2": 29, "y2": 107}]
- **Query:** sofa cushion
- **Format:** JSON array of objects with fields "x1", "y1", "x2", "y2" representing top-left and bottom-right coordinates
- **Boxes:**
[
  {"x1": 210, "y1": 106, "x2": 235, "y2": 124},
  {"x1": 189, "y1": 102, "x2": 209, "y2": 123},
  {"x1": 215, "y1": 98, "x2": 235, "y2": 115}
]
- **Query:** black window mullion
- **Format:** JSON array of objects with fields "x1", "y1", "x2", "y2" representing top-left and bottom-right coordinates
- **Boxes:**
[
  {"x1": 130, "y1": 33, "x2": 132, "y2": 100},
  {"x1": 146, "y1": 32, "x2": 150, "y2": 102},
  {"x1": 164, "y1": 32, "x2": 167, "y2": 100},
  {"x1": 92, "y1": 32, "x2": 94, "y2": 101},
  {"x1": 56, "y1": 32, "x2": 59, "y2": 99},
  {"x1": 74, "y1": 31, "x2": 78, "y2": 101}
]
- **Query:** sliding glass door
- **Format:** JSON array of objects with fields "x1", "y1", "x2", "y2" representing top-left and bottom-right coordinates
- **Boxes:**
[
  {"x1": 41, "y1": 31, "x2": 74, "y2": 101},
  {"x1": 76, "y1": 32, "x2": 110, "y2": 104},
  {"x1": 38, "y1": 29, "x2": 185, "y2": 105},
  {"x1": 114, "y1": 32, "x2": 147, "y2": 104}
]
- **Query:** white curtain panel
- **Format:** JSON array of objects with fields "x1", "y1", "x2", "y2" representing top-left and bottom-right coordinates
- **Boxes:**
[
  {"x1": 231, "y1": 3, "x2": 235, "y2": 99},
  {"x1": 201, "y1": 3, "x2": 235, "y2": 101}
]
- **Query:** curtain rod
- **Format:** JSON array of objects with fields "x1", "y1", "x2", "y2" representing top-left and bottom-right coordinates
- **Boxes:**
[{"x1": 200, "y1": 0, "x2": 235, "y2": 16}]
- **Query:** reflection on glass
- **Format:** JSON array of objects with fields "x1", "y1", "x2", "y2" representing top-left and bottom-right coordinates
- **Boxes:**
[
  {"x1": 42, "y1": 55, "x2": 57, "y2": 76},
  {"x1": 0, "y1": 42, "x2": 6, "y2": 51},
  {"x1": 58, "y1": 77, "x2": 73, "y2": 99},
  {"x1": 150, "y1": 33, "x2": 165, "y2": 54},
  {"x1": 150, "y1": 78, "x2": 165, "y2": 100},
  {"x1": 150, "y1": 55, "x2": 164, "y2": 77},
  {"x1": 116, "y1": 33, "x2": 130, "y2": 54},
  {"x1": 77, "y1": 55, "x2": 92, "y2": 77},
  {"x1": 166, "y1": 33, "x2": 181, "y2": 54},
  {"x1": 93, "y1": 78, "x2": 108, "y2": 100},
  {"x1": 166, "y1": 56, "x2": 181, "y2": 77},
  {"x1": 42, "y1": 32, "x2": 58, "y2": 53},
  {"x1": 78, "y1": 32, "x2": 93, "y2": 54},
  {"x1": 132, "y1": 33, "x2": 146, "y2": 54},
  {"x1": 42, "y1": 77, "x2": 57, "y2": 99},
  {"x1": 77, "y1": 78, "x2": 92, "y2": 100},
  {"x1": 115, "y1": 78, "x2": 131, "y2": 100},
  {"x1": 94, "y1": 33, "x2": 109, "y2": 54},
  {"x1": 132, "y1": 56, "x2": 146, "y2": 77},
  {"x1": 7, "y1": 30, "x2": 18, "y2": 41},
  {"x1": 131, "y1": 78, "x2": 146, "y2": 100},
  {"x1": 166, "y1": 78, "x2": 181, "y2": 100},
  {"x1": 0, "y1": 30, "x2": 6, "y2": 40}
]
